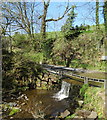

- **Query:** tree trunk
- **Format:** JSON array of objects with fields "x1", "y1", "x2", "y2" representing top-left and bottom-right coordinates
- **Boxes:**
[
  {"x1": 66, "y1": 58, "x2": 71, "y2": 67},
  {"x1": 104, "y1": 1, "x2": 107, "y2": 37},
  {"x1": 96, "y1": 0, "x2": 100, "y2": 30},
  {"x1": 41, "y1": 3, "x2": 49, "y2": 40},
  {"x1": 40, "y1": 1, "x2": 71, "y2": 40}
]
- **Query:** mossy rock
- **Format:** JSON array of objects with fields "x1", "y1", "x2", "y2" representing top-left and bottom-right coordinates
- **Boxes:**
[{"x1": 9, "y1": 107, "x2": 20, "y2": 116}]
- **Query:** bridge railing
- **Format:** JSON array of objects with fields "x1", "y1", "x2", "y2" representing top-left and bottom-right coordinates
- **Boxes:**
[{"x1": 42, "y1": 64, "x2": 106, "y2": 88}]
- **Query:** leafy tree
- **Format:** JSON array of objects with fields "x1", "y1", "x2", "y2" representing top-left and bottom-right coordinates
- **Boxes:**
[
  {"x1": 13, "y1": 33, "x2": 31, "y2": 51},
  {"x1": 52, "y1": 6, "x2": 83, "y2": 67},
  {"x1": 52, "y1": 35, "x2": 81, "y2": 67},
  {"x1": 61, "y1": 5, "x2": 77, "y2": 37},
  {"x1": 53, "y1": 5, "x2": 101, "y2": 68}
]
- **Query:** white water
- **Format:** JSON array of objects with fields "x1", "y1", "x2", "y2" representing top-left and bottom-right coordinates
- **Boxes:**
[{"x1": 53, "y1": 81, "x2": 71, "y2": 101}]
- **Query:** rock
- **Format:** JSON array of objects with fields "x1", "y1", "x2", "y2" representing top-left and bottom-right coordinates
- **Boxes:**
[
  {"x1": 60, "y1": 110, "x2": 70, "y2": 118},
  {"x1": 8, "y1": 102, "x2": 17, "y2": 107},
  {"x1": 76, "y1": 109, "x2": 91, "y2": 118},
  {"x1": 17, "y1": 94, "x2": 26, "y2": 99},
  {"x1": 78, "y1": 100, "x2": 84, "y2": 107},
  {"x1": 24, "y1": 95, "x2": 29, "y2": 101},
  {"x1": 73, "y1": 116, "x2": 79, "y2": 118},
  {"x1": 21, "y1": 102, "x2": 26, "y2": 106},
  {"x1": 87, "y1": 111, "x2": 97, "y2": 119},
  {"x1": 72, "y1": 115, "x2": 84, "y2": 120}
]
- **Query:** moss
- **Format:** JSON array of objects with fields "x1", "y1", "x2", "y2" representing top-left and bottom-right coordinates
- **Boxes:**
[{"x1": 9, "y1": 107, "x2": 20, "y2": 116}]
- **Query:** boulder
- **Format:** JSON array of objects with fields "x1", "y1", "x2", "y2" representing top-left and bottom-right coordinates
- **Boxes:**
[
  {"x1": 87, "y1": 111, "x2": 97, "y2": 119},
  {"x1": 76, "y1": 109, "x2": 91, "y2": 118},
  {"x1": 60, "y1": 109, "x2": 70, "y2": 118}
]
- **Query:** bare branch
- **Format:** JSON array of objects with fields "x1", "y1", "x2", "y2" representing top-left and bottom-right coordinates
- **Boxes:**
[{"x1": 45, "y1": 3, "x2": 71, "y2": 22}]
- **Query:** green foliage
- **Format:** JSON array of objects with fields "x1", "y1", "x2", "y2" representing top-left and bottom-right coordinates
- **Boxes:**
[
  {"x1": 2, "y1": 48, "x2": 42, "y2": 91},
  {"x1": 83, "y1": 30, "x2": 94, "y2": 33},
  {"x1": 80, "y1": 84, "x2": 89, "y2": 97},
  {"x1": 2, "y1": 49, "x2": 15, "y2": 89},
  {"x1": 3, "y1": 21, "x2": 106, "y2": 92},
  {"x1": 61, "y1": 6, "x2": 77, "y2": 33},
  {"x1": 83, "y1": 87, "x2": 105, "y2": 118},
  {"x1": 24, "y1": 51, "x2": 44, "y2": 63},
  {"x1": 42, "y1": 38, "x2": 55, "y2": 60},
  {"x1": 13, "y1": 53, "x2": 42, "y2": 89},
  {"x1": 13, "y1": 33, "x2": 29, "y2": 50},
  {"x1": 65, "y1": 113, "x2": 76, "y2": 119},
  {"x1": 87, "y1": 61, "x2": 107, "y2": 72}
]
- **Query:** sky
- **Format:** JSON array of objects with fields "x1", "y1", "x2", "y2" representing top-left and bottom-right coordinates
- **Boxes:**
[
  {"x1": 4, "y1": 1, "x2": 104, "y2": 34},
  {"x1": 45, "y1": 2, "x2": 104, "y2": 32}
]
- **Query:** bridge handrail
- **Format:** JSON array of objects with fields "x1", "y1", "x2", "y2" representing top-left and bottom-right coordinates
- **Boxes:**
[{"x1": 42, "y1": 64, "x2": 106, "y2": 88}]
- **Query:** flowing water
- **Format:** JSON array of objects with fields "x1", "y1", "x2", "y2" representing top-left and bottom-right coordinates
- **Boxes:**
[
  {"x1": 53, "y1": 81, "x2": 71, "y2": 101},
  {"x1": 6, "y1": 81, "x2": 74, "y2": 119}
]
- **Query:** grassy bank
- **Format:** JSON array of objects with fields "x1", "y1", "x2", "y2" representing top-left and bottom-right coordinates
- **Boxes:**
[
  {"x1": 81, "y1": 85, "x2": 105, "y2": 119},
  {"x1": 66, "y1": 84, "x2": 105, "y2": 119}
]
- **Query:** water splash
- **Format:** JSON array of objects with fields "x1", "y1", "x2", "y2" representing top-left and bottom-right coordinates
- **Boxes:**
[{"x1": 53, "y1": 81, "x2": 71, "y2": 101}]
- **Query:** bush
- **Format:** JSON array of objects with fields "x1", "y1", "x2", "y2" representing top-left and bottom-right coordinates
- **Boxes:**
[
  {"x1": 2, "y1": 49, "x2": 15, "y2": 90},
  {"x1": 2, "y1": 49, "x2": 42, "y2": 91}
]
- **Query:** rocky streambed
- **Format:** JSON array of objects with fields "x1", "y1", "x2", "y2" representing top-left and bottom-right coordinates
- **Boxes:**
[
  {"x1": 2, "y1": 84, "x2": 101, "y2": 119},
  {"x1": 2, "y1": 70, "x2": 105, "y2": 119}
]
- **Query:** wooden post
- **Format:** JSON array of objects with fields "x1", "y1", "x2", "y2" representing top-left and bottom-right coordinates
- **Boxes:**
[
  {"x1": 84, "y1": 77, "x2": 88, "y2": 84},
  {"x1": 104, "y1": 79, "x2": 107, "y2": 89},
  {"x1": 61, "y1": 70, "x2": 63, "y2": 77},
  {"x1": 59, "y1": 70, "x2": 63, "y2": 77}
]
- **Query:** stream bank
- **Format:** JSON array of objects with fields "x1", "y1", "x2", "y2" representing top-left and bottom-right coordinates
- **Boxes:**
[
  {"x1": 2, "y1": 85, "x2": 106, "y2": 119},
  {"x1": 2, "y1": 70, "x2": 106, "y2": 119},
  {"x1": 2, "y1": 80, "x2": 81, "y2": 119},
  {"x1": 2, "y1": 86, "x2": 105, "y2": 119},
  {"x1": 66, "y1": 85, "x2": 106, "y2": 119}
]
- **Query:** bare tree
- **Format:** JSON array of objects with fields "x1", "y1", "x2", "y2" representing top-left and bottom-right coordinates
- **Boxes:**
[
  {"x1": 39, "y1": 0, "x2": 71, "y2": 40},
  {"x1": 1, "y1": 2, "x2": 40, "y2": 50},
  {"x1": 1, "y1": 2, "x2": 36, "y2": 38},
  {"x1": 0, "y1": 10, "x2": 14, "y2": 52}
]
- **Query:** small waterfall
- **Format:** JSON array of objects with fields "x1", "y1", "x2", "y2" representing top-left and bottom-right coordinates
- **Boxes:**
[{"x1": 53, "y1": 81, "x2": 71, "y2": 101}]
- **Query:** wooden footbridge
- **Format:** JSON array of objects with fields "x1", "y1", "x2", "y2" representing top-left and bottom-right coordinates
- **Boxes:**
[{"x1": 41, "y1": 64, "x2": 107, "y2": 88}]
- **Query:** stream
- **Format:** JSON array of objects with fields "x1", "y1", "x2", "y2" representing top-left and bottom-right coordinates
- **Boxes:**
[
  {"x1": 2, "y1": 71, "x2": 105, "y2": 119},
  {"x1": 3, "y1": 81, "x2": 78, "y2": 119}
]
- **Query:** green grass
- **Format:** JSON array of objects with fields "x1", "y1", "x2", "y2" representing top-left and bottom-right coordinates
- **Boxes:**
[
  {"x1": 89, "y1": 24, "x2": 105, "y2": 31},
  {"x1": 82, "y1": 87, "x2": 105, "y2": 118},
  {"x1": 83, "y1": 30, "x2": 94, "y2": 33}
]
